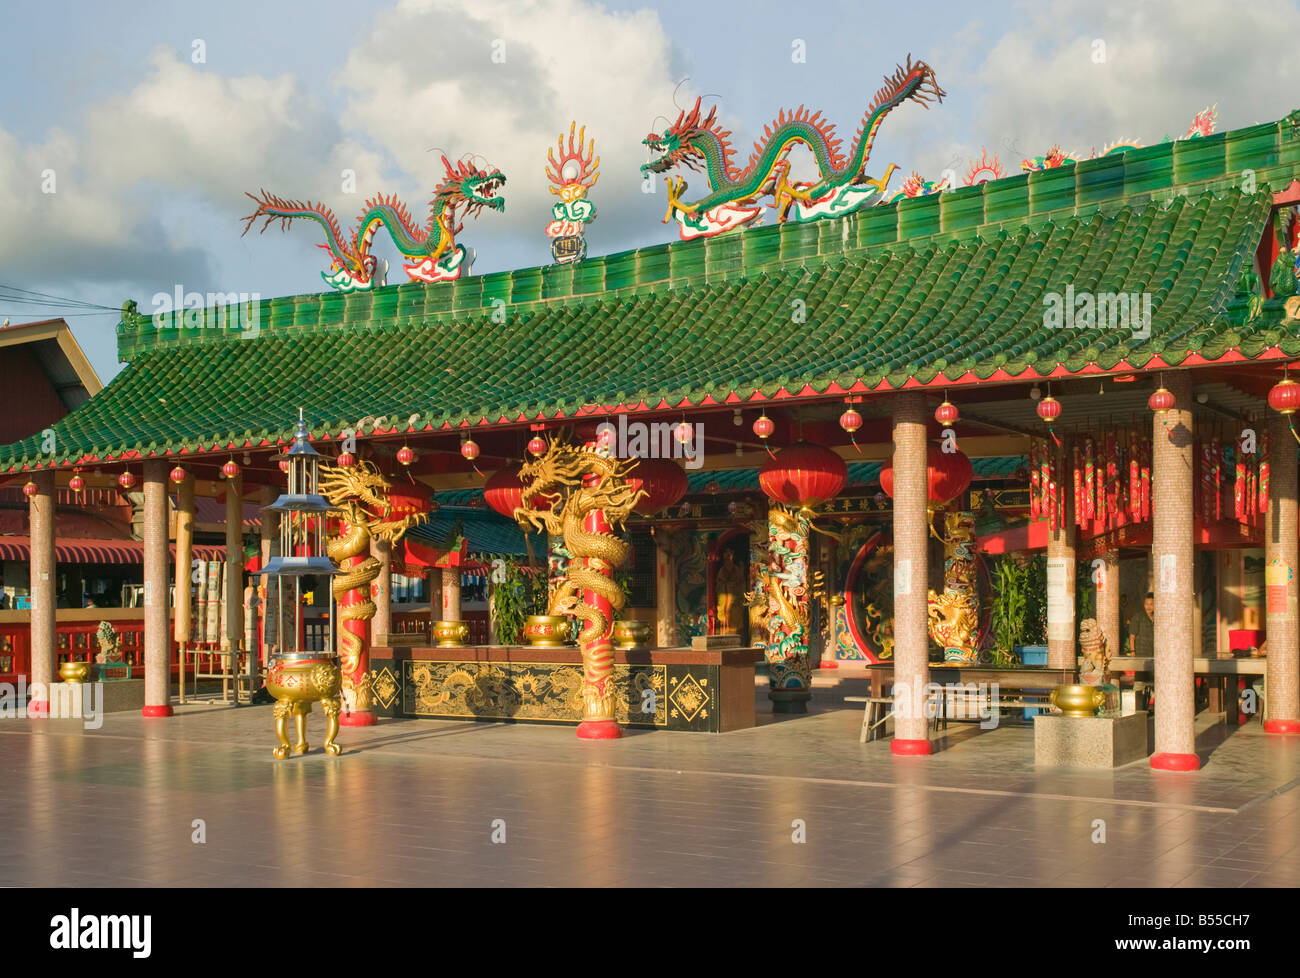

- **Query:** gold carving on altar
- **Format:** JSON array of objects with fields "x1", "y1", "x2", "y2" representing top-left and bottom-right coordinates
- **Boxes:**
[
  {"x1": 668, "y1": 673, "x2": 709, "y2": 722},
  {"x1": 371, "y1": 666, "x2": 399, "y2": 709}
]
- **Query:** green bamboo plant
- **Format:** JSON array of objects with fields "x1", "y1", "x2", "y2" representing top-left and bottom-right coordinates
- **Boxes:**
[
  {"x1": 991, "y1": 557, "x2": 1029, "y2": 661},
  {"x1": 490, "y1": 558, "x2": 549, "y2": 645}
]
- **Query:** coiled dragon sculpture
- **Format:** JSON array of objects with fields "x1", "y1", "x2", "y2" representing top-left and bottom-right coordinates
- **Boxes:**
[
  {"x1": 512, "y1": 437, "x2": 645, "y2": 733},
  {"x1": 641, "y1": 54, "x2": 944, "y2": 238},
  {"x1": 242, "y1": 155, "x2": 505, "y2": 292},
  {"x1": 319, "y1": 459, "x2": 427, "y2": 716}
]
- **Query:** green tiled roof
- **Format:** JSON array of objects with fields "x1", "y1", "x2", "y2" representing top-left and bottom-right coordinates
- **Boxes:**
[
  {"x1": 5, "y1": 110, "x2": 1300, "y2": 474},
  {"x1": 408, "y1": 506, "x2": 543, "y2": 558}
]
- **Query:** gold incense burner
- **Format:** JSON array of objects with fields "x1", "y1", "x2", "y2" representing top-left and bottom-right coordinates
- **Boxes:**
[
  {"x1": 1050, "y1": 684, "x2": 1107, "y2": 718},
  {"x1": 58, "y1": 661, "x2": 91, "y2": 684},
  {"x1": 612, "y1": 620, "x2": 651, "y2": 650},
  {"x1": 266, "y1": 653, "x2": 343, "y2": 759},
  {"x1": 523, "y1": 615, "x2": 572, "y2": 647},
  {"x1": 432, "y1": 620, "x2": 470, "y2": 647}
]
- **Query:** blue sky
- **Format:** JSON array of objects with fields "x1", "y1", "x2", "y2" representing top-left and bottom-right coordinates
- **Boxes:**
[{"x1": 3, "y1": 0, "x2": 1298, "y2": 382}]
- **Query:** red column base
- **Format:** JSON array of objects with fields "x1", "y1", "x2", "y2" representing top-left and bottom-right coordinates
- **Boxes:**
[
  {"x1": 819, "y1": 660, "x2": 840, "y2": 670},
  {"x1": 891, "y1": 738, "x2": 932, "y2": 756},
  {"x1": 1264, "y1": 719, "x2": 1300, "y2": 734},
  {"x1": 340, "y1": 710, "x2": 377, "y2": 727},
  {"x1": 1150, "y1": 752, "x2": 1199, "y2": 771},
  {"x1": 576, "y1": 719, "x2": 622, "y2": 739},
  {"x1": 141, "y1": 704, "x2": 174, "y2": 718},
  {"x1": 27, "y1": 700, "x2": 49, "y2": 717}
]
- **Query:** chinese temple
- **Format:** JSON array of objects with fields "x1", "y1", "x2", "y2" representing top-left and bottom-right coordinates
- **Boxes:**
[{"x1": 2, "y1": 67, "x2": 1300, "y2": 769}]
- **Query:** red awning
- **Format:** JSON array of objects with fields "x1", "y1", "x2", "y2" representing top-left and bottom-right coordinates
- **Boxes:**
[{"x1": 0, "y1": 536, "x2": 227, "y2": 565}]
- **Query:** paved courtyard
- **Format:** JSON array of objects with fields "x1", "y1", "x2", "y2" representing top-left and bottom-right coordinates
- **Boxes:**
[{"x1": 2, "y1": 688, "x2": 1298, "y2": 887}]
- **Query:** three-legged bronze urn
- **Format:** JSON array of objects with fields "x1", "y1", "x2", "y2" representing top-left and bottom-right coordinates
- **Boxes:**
[{"x1": 266, "y1": 653, "x2": 343, "y2": 759}]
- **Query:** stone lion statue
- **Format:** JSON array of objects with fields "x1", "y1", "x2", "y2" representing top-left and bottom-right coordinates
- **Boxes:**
[{"x1": 1078, "y1": 617, "x2": 1111, "y2": 685}]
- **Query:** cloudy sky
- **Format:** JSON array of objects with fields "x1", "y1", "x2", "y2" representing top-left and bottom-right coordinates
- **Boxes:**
[{"x1": 4, "y1": 0, "x2": 1300, "y2": 382}]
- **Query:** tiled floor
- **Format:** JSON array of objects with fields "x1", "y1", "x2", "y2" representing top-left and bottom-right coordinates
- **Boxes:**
[{"x1": 1, "y1": 695, "x2": 1297, "y2": 887}]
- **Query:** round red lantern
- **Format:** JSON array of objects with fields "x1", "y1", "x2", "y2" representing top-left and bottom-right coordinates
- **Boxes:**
[
  {"x1": 337, "y1": 452, "x2": 356, "y2": 468},
  {"x1": 935, "y1": 399, "x2": 959, "y2": 427},
  {"x1": 879, "y1": 445, "x2": 973, "y2": 504},
  {"x1": 839, "y1": 407, "x2": 863, "y2": 434},
  {"x1": 68, "y1": 473, "x2": 85, "y2": 493},
  {"x1": 1148, "y1": 387, "x2": 1175, "y2": 413},
  {"x1": 118, "y1": 470, "x2": 136, "y2": 490},
  {"x1": 673, "y1": 420, "x2": 694, "y2": 445},
  {"x1": 169, "y1": 465, "x2": 187, "y2": 484},
  {"x1": 752, "y1": 413, "x2": 774, "y2": 440},
  {"x1": 222, "y1": 459, "x2": 240, "y2": 479},
  {"x1": 461, "y1": 438, "x2": 480, "y2": 461},
  {"x1": 1035, "y1": 394, "x2": 1062, "y2": 424},
  {"x1": 396, "y1": 446, "x2": 416, "y2": 467},
  {"x1": 483, "y1": 468, "x2": 558, "y2": 517},
  {"x1": 759, "y1": 442, "x2": 847, "y2": 507},
  {"x1": 527, "y1": 435, "x2": 548, "y2": 457},
  {"x1": 22, "y1": 480, "x2": 38, "y2": 498},
  {"x1": 626, "y1": 456, "x2": 688, "y2": 515},
  {"x1": 1267, "y1": 377, "x2": 1300, "y2": 415},
  {"x1": 278, "y1": 457, "x2": 291, "y2": 473}
]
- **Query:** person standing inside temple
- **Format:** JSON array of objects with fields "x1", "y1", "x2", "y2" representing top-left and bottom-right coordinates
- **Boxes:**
[{"x1": 1128, "y1": 591, "x2": 1155, "y2": 655}]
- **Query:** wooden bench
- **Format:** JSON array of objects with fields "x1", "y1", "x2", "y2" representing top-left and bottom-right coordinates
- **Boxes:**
[
  {"x1": 845, "y1": 695, "x2": 894, "y2": 743},
  {"x1": 932, "y1": 687, "x2": 1052, "y2": 729}
]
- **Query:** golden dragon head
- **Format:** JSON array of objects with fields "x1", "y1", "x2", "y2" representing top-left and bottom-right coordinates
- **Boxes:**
[
  {"x1": 512, "y1": 435, "x2": 646, "y2": 534},
  {"x1": 319, "y1": 458, "x2": 427, "y2": 543}
]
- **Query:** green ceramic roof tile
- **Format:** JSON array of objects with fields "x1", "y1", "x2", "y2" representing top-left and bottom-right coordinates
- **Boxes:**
[{"x1": 6, "y1": 110, "x2": 1300, "y2": 473}]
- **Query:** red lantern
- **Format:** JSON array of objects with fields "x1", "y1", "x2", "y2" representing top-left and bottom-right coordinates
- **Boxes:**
[
  {"x1": 22, "y1": 481, "x2": 38, "y2": 498},
  {"x1": 759, "y1": 442, "x2": 847, "y2": 507},
  {"x1": 169, "y1": 465, "x2": 187, "y2": 484},
  {"x1": 753, "y1": 414, "x2": 774, "y2": 440},
  {"x1": 935, "y1": 400, "x2": 959, "y2": 427},
  {"x1": 118, "y1": 470, "x2": 136, "y2": 490},
  {"x1": 278, "y1": 457, "x2": 291, "y2": 473},
  {"x1": 527, "y1": 435, "x2": 548, "y2": 457},
  {"x1": 839, "y1": 407, "x2": 863, "y2": 434},
  {"x1": 461, "y1": 438, "x2": 480, "y2": 461},
  {"x1": 68, "y1": 474, "x2": 85, "y2": 493},
  {"x1": 1148, "y1": 387, "x2": 1175, "y2": 413},
  {"x1": 337, "y1": 452, "x2": 356, "y2": 468},
  {"x1": 396, "y1": 446, "x2": 415, "y2": 467},
  {"x1": 221, "y1": 459, "x2": 240, "y2": 479},
  {"x1": 673, "y1": 420, "x2": 694, "y2": 445},
  {"x1": 1036, "y1": 394, "x2": 1062, "y2": 424},
  {"x1": 483, "y1": 468, "x2": 557, "y2": 517},
  {"x1": 1267, "y1": 377, "x2": 1300, "y2": 415},
  {"x1": 879, "y1": 445, "x2": 972, "y2": 504},
  {"x1": 626, "y1": 457, "x2": 688, "y2": 515},
  {"x1": 386, "y1": 484, "x2": 433, "y2": 520}
]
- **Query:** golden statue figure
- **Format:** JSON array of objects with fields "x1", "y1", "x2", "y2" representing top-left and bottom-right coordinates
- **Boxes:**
[{"x1": 714, "y1": 549, "x2": 746, "y2": 635}]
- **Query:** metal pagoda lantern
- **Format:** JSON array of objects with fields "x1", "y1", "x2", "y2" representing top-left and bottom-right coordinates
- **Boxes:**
[{"x1": 258, "y1": 411, "x2": 343, "y2": 759}]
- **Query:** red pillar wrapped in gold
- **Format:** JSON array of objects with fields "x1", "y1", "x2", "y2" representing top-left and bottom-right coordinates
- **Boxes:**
[
  {"x1": 577, "y1": 502, "x2": 619, "y2": 738},
  {"x1": 333, "y1": 514, "x2": 377, "y2": 726}
]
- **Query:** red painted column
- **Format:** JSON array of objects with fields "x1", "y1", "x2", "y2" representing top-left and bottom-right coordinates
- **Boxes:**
[
  {"x1": 576, "y1": 502, "x2": 621, "y2": 740},
  {"x1": 27, "y1": 471, "x2": 55, "y2": 717},
  {"x1": 1264, "y1": 410, "x2": 1299, "y2": 733},
  {"x1": 891, "y1": 392, "x2": 931, "y2": 756},
  {"x1": 1150, "y1": 371, "x2": 1198, "y2": 771},
  {"x1": 142, "y1": 460, "x2": 173, "y2": 716},
  {"x1": 337, "y1": 518, "x2": 375, "y2": 726}
]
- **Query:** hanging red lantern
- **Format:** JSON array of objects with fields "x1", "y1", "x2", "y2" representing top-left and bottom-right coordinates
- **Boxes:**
[
  {"x1": 752, "y1": 413, "x2": 774, "y2": 440},
  {"x1": 118, "y1": 470, "x2": 136, "y2": 490},
  {"x1": 22, "y1": 480, "x2": 38, "y2": 498},
  {"x1": 460, "y1": 438, "x2": 480, "y2": 461},
  {"x1": 396, "y1": 446, "x2": 416, "y2": 467},
  {"x1": 839, "y1": 407, "x2": 863, "y2": 434},
  {"x1": 68, "y1": 473, "x2": 85, "y2": 493},
  {"x1": 759, "y1": 442, "x2": 847, "y2": 507},
  {"x1": 222, "y1": 459, "x2": 240, "y2": 479},
  {"x1": 1148, "y1": 387, "x2": 1176, "y2": 413},
  {"x1": 1036, "y1": 394, "x2": 1062, "y2": 424},
  {"x1": 626, "y1": 457, "x2": 688, "y2": 514},
  {"x1": 169, "y1": 465, "x2": 187, "y2": 484},
  {"x1": 527, "y1": 435, "x2": 548, "y2": 457},
  {"x1": 935, "y1": 399, "x2": 959, "y2": 427},
  {"x1": 278, "y1": 457, "x2": 291, "y2": 473},
  {"x1": 673, "y1": 420, "x2": 694, "y2": 445},
  {"x1": 1267, "y1": 377, "x2": 1300, "y2": 415},
  {"x1": 337, "y1": 452, "x2": 356, "y2": 468},
  {"x1": 483, "y1": 468, "x2": 558, "y2": 517},
  {"x1": 880, "y1": 445, "x2": 973, "y2": 504}
]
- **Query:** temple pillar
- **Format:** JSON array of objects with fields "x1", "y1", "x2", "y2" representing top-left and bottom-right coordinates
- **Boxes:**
[
  {"x1": 257, "y1": 485, "x2": 275, "y2": 665},
  {"x1": 1046, "y1": 437, "x2": 1077, "y2": 670},
  {"x1": 1264, "y1": 410, "x2": 1299, "y2": 733},
  {"x1": 224, "y1": 474, "x2": 244, "y2": 655},
  {"x1": 174, "y1": 474, "x2": 195, "y2": 648},
  {"x1": 1151, "y1": 371, "x2": 1198, "y2": 770},
  {"x1": 655, "y1": 529, "x2": 676, "y2": 647},
  {"x1": 891, "y1": 392, "x2": 930, "y2": 754},
  {"x1": 142, "y1": 461, "x2": 172, "y2": 716},
  {"x1": 441, "y1": 566, "x2": 461, "y2": 621},
  {"x1": 372, "y1": 537, "x2": 392, "y2": 641},
  {"x1": 27, "y1": 471, "x2": 55, "y2": 716},
  {"x1": 1096, "y1": 549, "x2": 1120, "y2": 664}
]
